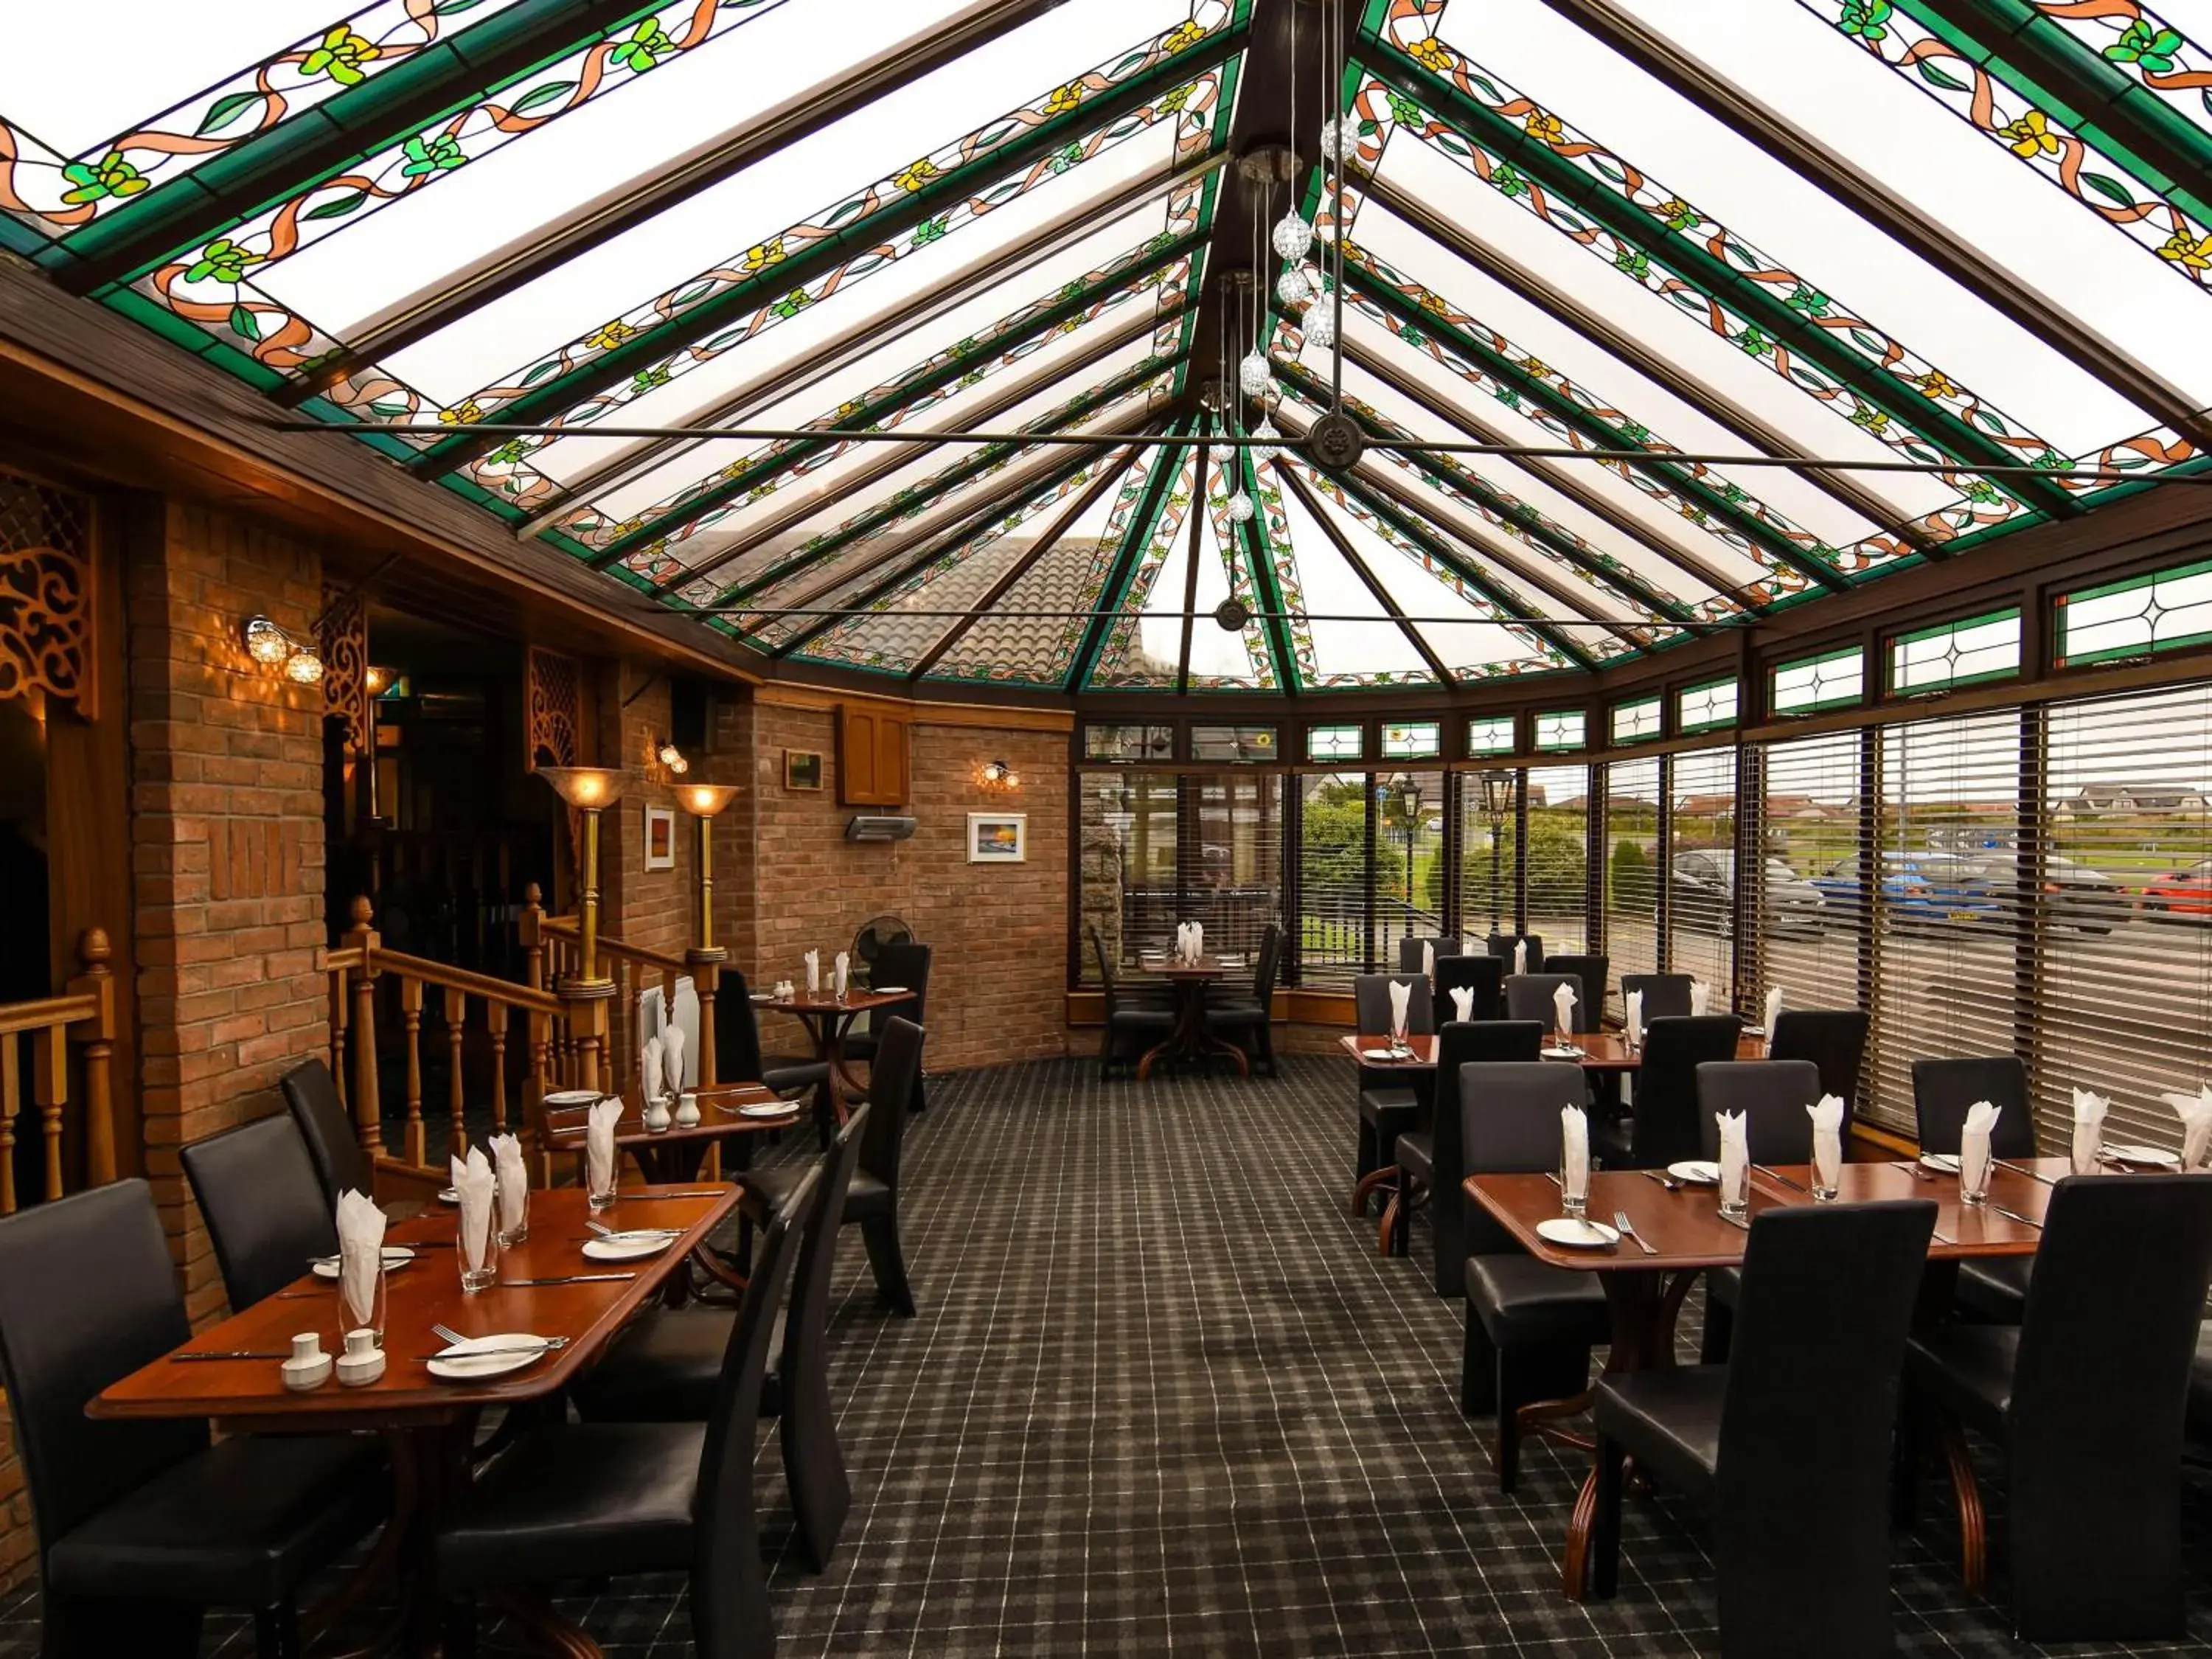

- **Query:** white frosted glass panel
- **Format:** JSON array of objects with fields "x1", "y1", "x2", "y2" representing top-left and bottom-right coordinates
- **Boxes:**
[{"x1": 1276, "y1": 489, "x2": 1439, "y2": 681}]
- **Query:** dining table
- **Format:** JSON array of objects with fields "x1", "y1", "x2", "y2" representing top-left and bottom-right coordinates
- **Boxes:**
[
  {"x1": 92, "y1": 1183, "x2": 739, "y2": 1658},
  {"x1": 540, "y1": 1081, "x2": 800, "y2": 1184},
  {"x1": 757, "y1": 984, "x2": 917, "y2": 1130},
  {"x1": 1137, "y1": 956, "x2": 1249, "y2": 1081},
  {"x1": 1465, "y1": 1155, "x2": 2060, "y2": 1599}
]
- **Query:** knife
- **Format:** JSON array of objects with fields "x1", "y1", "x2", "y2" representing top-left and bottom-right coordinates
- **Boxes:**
[
  {"x1": 1753, "y1": 1164, "x2": 1807, "y2": 1193},
  {"x1": 170, "y1": 1349, "x2": 291, "y2": 1361},
  {"x1": 1994, "y1": 1160, "x2": 2057, "y2": 1186},
  {"x1": 621, "y1": 1190, "x2": 727, "y2": 1200},
  {"x1": 498, "y1": 1273, "x2": 639, "y2": 1287},
  {"x1": 1986, "y1": 1202, "x2": 2042, "y2": 1230}
]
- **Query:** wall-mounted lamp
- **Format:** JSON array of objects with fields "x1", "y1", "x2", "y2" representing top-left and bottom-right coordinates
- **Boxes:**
[
  {"x1": 656, "y1": 738, "x2": 690, "y2": 776},
  {"x1": 240, "y1": 614, "x2": 324, "y2": 685},
  {"x1": 978, "y1": 758, "x2": 1020, "y2": 790},
  {"x1": 535, "y1": 766, "x2": 629, "y2": 991}
]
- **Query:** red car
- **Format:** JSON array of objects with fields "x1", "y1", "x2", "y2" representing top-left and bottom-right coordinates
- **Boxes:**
[{"x1": 2141, "y1": 858, "x2": 2212, "y2": 917}]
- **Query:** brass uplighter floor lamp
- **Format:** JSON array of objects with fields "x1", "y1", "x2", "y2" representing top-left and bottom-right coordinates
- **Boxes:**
[
  {"x1": 536, "y1": 766, "x2": 628, "y2": 1091},
  {"x1": 676, "y1": 781, "x2": 740, "y2": 1090}
]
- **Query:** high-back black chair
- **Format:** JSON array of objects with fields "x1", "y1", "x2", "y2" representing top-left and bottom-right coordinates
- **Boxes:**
[
  {"x1": 1350, "y1": 974, "x2": 1438, "y2": 1211},
  {"x1": 1543, "y1": 954, "x2": 1609, "y2": 1023},
  {"x1": 1205, "y1": 922, "x2": 1283, "y2": 1077},
  {"x1": 1090, "y1": 925, "x2": 1174, "y2": 1080},
  {"x1": 577, "y1": 1103, "x2": 868, "y2": 1571},
  {"x1": 713, "y1": 966, "x2": 830, "y2": 1107},
  {"x1": 1620, "y1": 973, "x2": 1694, "y2": 1021},
  {"x1": 1593, "y1": 1015, "x2": 1743, "y2": 1169},
  {"x1": 1353, "y1": 972, "x2": 1435, "y2": 1036},
  {"x1": 1434, "y1": 953, "x2": 1504, "y2": 1022},
  {"x1": 1392, "y1": 1021, "x2": 1543, "y2": 1290},
  {"x1": 1768, "y1": 1008, "x2": 1869, "y2": 1126},
  {"x1": 439, "y1": 1164, "x2": 820, "y2": 1659},
  {"x1": 0, "y1": 1180, "x2": 382, "y2": 1657},
  {"x1": 1900, "y1": 1175, "x2": 2212, "y2": 1641},
  {"x1": 180, "y1": 1113, "x2": 339, "y2": 1313},
  {"x1": 1590, "y1": 1199, "x2": 1938, "y2": 1659},
  {"x1": 279, "y1": 1059, "x2": 372, "y2": 1206},
  {"x1": 849, "y1": 940, "x2": 930, "y2": 1055},
  {"x1": 1910, "y1": 1055, "x2": 2034, "y2": 1157},
  {"x1": 1696, "y1": 1060, "x2": 1823, "y2": 1164},
  {"x1": 1458, "y1": 1060, "x2": 1611, "y2": 1489},
  {"x1": 1503, "y1": 972, "x2": 1595, "y2": 1034},
  {"x1": 1486, "y1": 931, "x2": 1545, "y2": 972},
  {"x1": 1396, "y1": 934, "x2": 1461, "y2": 973}
]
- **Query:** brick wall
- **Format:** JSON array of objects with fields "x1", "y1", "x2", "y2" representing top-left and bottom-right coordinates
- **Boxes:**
[
  {"x1": 128, "y1": 501, "x2": 330, "y2": 1324},
  {"x1": 743, "y1": 700, "x2": 1071, "y2": 1072},
  {"x1": 0, "y1": 1396, "x2": 24, "y2": 1593},
  {"x1": 595, "y1": 665, "x2": 695, "y2": 962}
]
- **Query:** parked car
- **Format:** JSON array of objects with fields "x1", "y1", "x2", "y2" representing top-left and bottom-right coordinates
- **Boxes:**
[
  {"x1": 1809, "y1": 851, "x2": 1996, "y2": 927},
  {"x1": 1954, "y1": 848, "x2": 2126, "y2": 934},
  {"x1": 1669, "y1": 850, "x2": 1826, "y2": 939},
  {"x1": 2142, "y1": 858, "x2": 2212, "y2": 918}
]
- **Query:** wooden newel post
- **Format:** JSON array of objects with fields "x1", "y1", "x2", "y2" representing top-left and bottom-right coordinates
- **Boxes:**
[
  {"x1": 70, "y1": 928, "x2": 116, "y2": 1189},
  {"x1": 521, "y1": 882, "x2": 546, "y2": 992},
  {"x1": 347, "y1": 896, "x2": 383, "y2": 1157}
]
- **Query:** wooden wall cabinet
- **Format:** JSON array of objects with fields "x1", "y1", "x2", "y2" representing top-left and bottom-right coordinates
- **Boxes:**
[{"x1": 837, "y1": 703, "x2": 911, "y2": 807}]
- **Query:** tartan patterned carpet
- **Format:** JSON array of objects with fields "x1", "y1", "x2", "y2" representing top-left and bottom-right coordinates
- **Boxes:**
[{"x1": 4, "y1": 1052, "x2": 2211, "y2": 1655}]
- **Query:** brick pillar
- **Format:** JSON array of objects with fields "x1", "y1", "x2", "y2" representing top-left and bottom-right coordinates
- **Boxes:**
[{"x1": 128, "y1": 501, "x2": 330, "y2": 1323}]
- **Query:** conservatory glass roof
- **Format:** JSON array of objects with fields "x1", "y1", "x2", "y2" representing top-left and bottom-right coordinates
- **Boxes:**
[{"x1": 6, "y1": 0, "x2": 2210, "y2": 692}]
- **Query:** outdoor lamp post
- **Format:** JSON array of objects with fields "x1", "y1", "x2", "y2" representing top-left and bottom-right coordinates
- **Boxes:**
[{"x1": 1479, "y1": 771, "x2": 1512, "y2": 933}]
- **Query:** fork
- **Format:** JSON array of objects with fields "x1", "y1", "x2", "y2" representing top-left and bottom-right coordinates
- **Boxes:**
[
  {"x1": 588, "y1": 1220, "x2": 682, "y2": 1239},
  {"x1": 1894, "y1": 1160, "x2": 1938, "y2": 1183},
  {"x1": 1641, "y1": 1169, "x2": 1683, "y2": 1192},
  {"x1": 417, "y1": 1337, "x2": 571, "y2": 1363},
  {"x1": 1614, "y1": 1210, "x2": 1658, "y2": 1256}
]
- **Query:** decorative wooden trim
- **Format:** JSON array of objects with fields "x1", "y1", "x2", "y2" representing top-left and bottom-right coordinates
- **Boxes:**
[
  {"x1": 525, "y1": 645, "x2": 582, "y2": 771},
  {"x1": 751, "y1": 678, "x2": 1075, "y2": 731},
  {"x1": 0, "y1": 465, "x2": 94, "y2": 719},
  {"x1": 319, "y1": 582, "x2": 369, "y2": 754}
]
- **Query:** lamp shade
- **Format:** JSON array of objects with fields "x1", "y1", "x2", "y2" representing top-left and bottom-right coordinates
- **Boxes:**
[
  {"x1": 676, "y1": 782, "x2": 740, "y2": 818},
  {"x1": 535, "y1": 766, "x2": 629, "y2": 810}
]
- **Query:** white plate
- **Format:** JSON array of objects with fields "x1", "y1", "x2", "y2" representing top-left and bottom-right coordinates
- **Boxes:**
[
  {"x1": 310, "y1": 1246, "x2": 414, "y2": 1280},
  {"x1": 1359, "y1": 1048, "x2": 1400, "y2": 1062},
  {"x1": 1667, "y1": 1161, "x2": 1722, "y2": 1186},
  {"x1": 437, "y1": 1186, "x2": 459, "y2": 1204},
  {"x1": 1537, "y1": 1217, "x2": 1621, "y2": 1249},
  {"x1": 2104, "y1": 1143, "x2": 2184, "y2": 1167},
  {"x1": 542, "y1": 1089, "x2": 601, "y2": 1108},
  {"x1": 1740, "y1": 1026, "x2": 1766, "y2": 1038},
  {"x1": 739, "y1": 1102, "x2": 798, "y2": 1119},
  {"x1": 749, "y1": 992, "x2": 775, "y2": 1003},
  {"x1": 872, "y1": 985, "x2": 909, "y2": 995},
  {"x1": 427, "y1": 1333, "x2": 555, "y2": 1382},
  {"x1": 582, "y1": 1234, "x2": 673, "y2": 1262},
  {"x1": 1543, "y1": 1046, "x2": 1584, "y2": 1060},
  {"x1": 1919, "y1": 1152, "x2": 1961, "y2": 1175}
]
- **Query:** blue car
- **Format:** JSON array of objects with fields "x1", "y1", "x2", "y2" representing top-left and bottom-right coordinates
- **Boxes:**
[{"x1": 1809, "y1": 852, "x2": 2000, "y2": 925}]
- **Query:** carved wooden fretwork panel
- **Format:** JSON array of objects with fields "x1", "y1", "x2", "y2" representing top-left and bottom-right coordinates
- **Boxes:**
[
  {"x1": 526, "y1": 645, "x2": 581, "y2": 770},
  {"x1": 319, "y1": 584, "x2": 369, "y2": 753},
  {"x1": 0, "y1": 468, "x2": 94, "y2": 719}
]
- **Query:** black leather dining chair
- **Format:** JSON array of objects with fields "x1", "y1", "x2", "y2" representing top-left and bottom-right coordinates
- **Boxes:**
[
  {"x1": 1352, "y1": 973, "x2": 1436, "y2": 1206},
  {"x1": 1619, "y1": 972, "x2": 1693, "y2": 1021},
  {"x1": 712, "y1": 966, "x2": 831, "y2": 1101},
  {"x1": 1590, "y1": 1200, "x2": 1937, "y2": 1658},
  {"x1": 743, "y1": 1015, "x2": 924, "y2": 1315},
  {"x1": 1896, "y1": 1174, "x2": 2212, "y2": 1641},
  {"x1": 438, "y1": 1164, "x2": 819, "y2": 1659},
  {"x1": 1434, "y1": 953, "x2": 1504, "y2": 1022},
  {"x1": 1503, "y1": 973, "x2": 1597, "y2": 1034},
  {"x1": 1391, "y1": 1020, "x2": 1543, "y2": 1288},
  {"x1": 847, "y1": 940, "x2": 930, "y2": 1062},
  {"x1": 1090, "y1": 925, "x2": 1174, "y2": 1080},
  {"x1": 1912, "y1": 1055, "x2": 2037, "y2": 1323},
  {"x1": 180, "y1": 1113, "x2": 340, "y2": 1314},
  {"x1": 1543, "y1": 954, "x2": 1609, "y2": 1023},
  {"x1": 1486, "y1": 932, "x2": 1545, "y2": 973},
  {"x1": 279, "y1": 1058, "x2": 373, "y2": 1206},
  {"x1": 0, "y1": 1179, "x2": 383, "y2": 1659},
  {"x1": 1767, "y1": 1007, "x2": 1869, "y2": 1127},
  {"x1": 1590, "y1": 1015, "x2": 1743, "y2": 1170},
  {"x1": 1396, "y1": 933, "x2": 1461, "y2": 973},
  {"x1": 1694, "y1": 1059, "x2": 1824, "y2": 1363},
  {"x1": 575, "y1": 1102, "x2": 866, "y2": 1571},
  {"x1": 1458, "y1": 1061, "x2": 1611, "y2": 1491},
  {"x1": 1206, "y1": 922, "x2": 1283, "y2": 1077}
]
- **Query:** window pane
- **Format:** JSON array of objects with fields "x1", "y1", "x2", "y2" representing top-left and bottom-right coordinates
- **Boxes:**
[
  {"x1": 1612, "y1": 698, "x2": 1661, "y2": 745},
  {"x1": 1527, "y1": 763, "x2": 1590, "y2": 951},
  {"x1": 1297, "y1": 772, "x2": 1372, "y2": 987},
  {"x1": 1307, "y1": 725, "x2": 1363, "y2": 762},
  {"x1": 1534, "y1": 710, "x2": 1586, "y2": 751},
  {"x1": 1890, "y1": 610, "x2": 2023, "y2": 694},
  {"x1": 1678, "y1": 677, "x2": 1739, "y2": 734},
  {"x1": 1772, "y1": 647, "x2": 1864, "y2": 714},
  {"x1": 1190, "y1": 726, "x2": 1279, "y2": 762},
  {"x1": 1467, "y1": 715, "x2": 1516, "y2": 756},
  {"x1": 2056, "y1": 558, "x2": 2212, "y2": 668},
  {"x1": 1077, "y1": 770, "x2": 1178, "y2": 984},
  {"x1": 1461, "y1": 768, "x2": 1521, "y2": 938},
  {"x1": 1758, "y1": 731, "x2": 1863, "y2": 1022},
  {"x1": 1382, "y1": 720, "x2": 1441, "y2": 759},
  {"x1": 1192, "y1": 773, "x2": 1285, "y2": 964},
  {"x1": 1670, "y1": 747, "x2": 1738, "y2": 996},
  {"x1": 1606, "y1": 757, "x2": 1663, "y2": 1015},
  {"x1": 1084, "y1": 724, "x2": 1175, "y2": 763},
  {"x1": 1376, "y1": 771, "x2": 1447, "y2": 972}
]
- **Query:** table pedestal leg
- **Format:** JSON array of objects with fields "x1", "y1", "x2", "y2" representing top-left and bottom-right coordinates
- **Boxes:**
[{"x1": 1137, "y1": 982, "x2": 1250, "y2": 1080}]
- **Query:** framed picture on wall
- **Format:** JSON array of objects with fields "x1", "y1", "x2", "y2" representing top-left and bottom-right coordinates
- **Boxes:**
[
  {"x1": 967, "y1": 812, "x2": 1026, "y2": 864},
  {"x1": 785, "y1": 749, "x2": 824, "y2": 790},
  {"x1": 643, "y1": 803, "x2": 676, "y2": 871}
]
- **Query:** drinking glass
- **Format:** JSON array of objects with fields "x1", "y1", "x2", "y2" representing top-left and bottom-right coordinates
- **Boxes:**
[
  {"x1": 588, "y1": 1161, "x2": 618, "y2": 1213},
  {"x1": 495, "y1": 1180, "x2": 529, "y2": 1249},
  {"x1": 1559, "y1": 1160, "x2": 1587, "y2": 1218},
  {"x1": 341, "y1": 1257, "x2": 386, "y2": 1349},
  {"x1": 1718, "y1": 1161, "x2": 1750, "y2": 1221},
  {"x1": 459, "y1": 1214, "x2": 497, "y2": 1293},
  {"x1": 1959, "y1": 1147, "x2": 1992, "y2": 1207}
]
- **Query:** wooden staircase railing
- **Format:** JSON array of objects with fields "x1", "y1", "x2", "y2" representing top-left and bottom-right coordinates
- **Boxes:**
[
  {"x1": 0, "y1": 928, "x2": 117, "y2": 1214},
  {"x1": 519, "y1": 886, "x2": 721, "y2": 1102}
]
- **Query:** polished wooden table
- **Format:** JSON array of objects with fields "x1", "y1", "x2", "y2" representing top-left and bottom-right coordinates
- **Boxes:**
[
  {"x1": 1338, "y1": 1029, "x2": 1765, "y2": 1072},
  {"x1": 1466, "y1": 1156, "x2": 2058, "y2": 1598},
  {"x1": 94, "y1": 1185, "x2": 738, "y2": 1656},
  {"x1": 541, "y1": 1082, "x2": 799, "y2": 1183},
  {"x1": 759, "y1": 985, "x2": 916, "y2": 1131},
  {"x1": 1137, "y1": 957, "x2": 1249, "y2": 1080}
]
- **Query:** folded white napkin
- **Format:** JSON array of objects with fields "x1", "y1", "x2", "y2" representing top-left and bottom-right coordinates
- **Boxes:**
[
  {"x1": 1626, "y1": 990, "x2": 1644, "y2": 1046},
  {"x1": 1561, "y1": 1105, "x2": 1589, "y2": 1206},
  {"x1": 1689, "y1": 978, "x2": 1711, "y2": 1017},
  {"x1": 1808, "y1": 1093, "x2": 1846, "y2": 1193},
  {"x1": 586, "y1": 1098, "x2": 625, "y2": 1195},
  {"x1": 1762, "y1": 986, "x2": 1784, "y2": 1053},
  {"x1": 489, "y1": 1131, "x2": 528, "y2": 1237},
  {"x1": 1512, "y1": 939, "x2": 1528, "y2": 975},
  {"x1": 804, "y1": 950, "x2": 820, "y2": 994},
  {"x1": 2071, "y1": 1088, "x2": 2109, "y2": 1172},
  {"x1": 335, "y1": 1188, "x2": 386, "y2": 1331},
  {"x1": 1552, "y1": 981, "x2": 1576, "y2": 1036},
  {"x1": 641, "y1": 1034, "x2": 663, "y2": 1102},
  {"x1": 2162, "y1": 1084, "x2": 2212, "y2": 1168},
  {"x1": 1388, "y1": 979, "x2": 1411, "y2": 1042},
  {"x1": 1716, "y1": 1109, "x2": 1749, "y2": 1204},
  {"x1": 834, "y1": 950, "x2": 849, "y2": 1001},
  {"x1": 1191, "y1": 921, "x2": 1204, "y2": 961},
  {"x1": 451, "y1": 1147, "x2": 495, "y2": 1274},
  {"x1": 1450, "y1": 986, "x2": 1474, "y2": 1022},
  {"x1": 1960, "y1": 1100, "x2": 2001, "y2": 1194},
  {"x1": 1422, "y1": 941, "x2": 1436, "y2": 981},
  {"x1": 661, "y1": 1025, "x2": 686, "y2": 1098}
]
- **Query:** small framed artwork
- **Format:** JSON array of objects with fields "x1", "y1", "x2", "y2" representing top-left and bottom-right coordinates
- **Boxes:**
[
  {"x1": 785, "y1": 749, "x2": 824, "y2": 790},
  {"x1": 967, "y1": 812, "x2": 1027, "y2": 864},
  {"x1": 643, "y1": 803, "x2": 677, "y2": 872}
]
